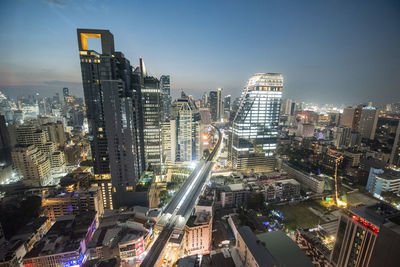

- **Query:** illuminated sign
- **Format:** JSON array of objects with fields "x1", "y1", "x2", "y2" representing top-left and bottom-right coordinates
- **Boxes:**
[{"x1": 352, "y1": 215, "x2": 379, "y2": 234}]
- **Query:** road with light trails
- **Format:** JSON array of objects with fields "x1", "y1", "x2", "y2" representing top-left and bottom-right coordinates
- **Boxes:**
[{"x1": 140, "y1": 126, "x2": 222, "y2": 267}]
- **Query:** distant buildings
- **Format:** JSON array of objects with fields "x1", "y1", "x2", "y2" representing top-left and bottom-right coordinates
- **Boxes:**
[
  {"x1": 171, "y1": 95, "x2": 202, "y2": 162},
  {"x1": 160, "y1": 75, "x2": 172, "y2": 122},
  {"x1": 358, "y1": 107, "x2": 379, "y2": 140},
  {"x1": 231, "y1": 73, "x2": 282, "y2": 172},
  {"x1": 331, "y1": 203, "x2": 400, "y2": 267},
  {"x1": 340, "y1": 106, "x2": 379, "y2": 140}
]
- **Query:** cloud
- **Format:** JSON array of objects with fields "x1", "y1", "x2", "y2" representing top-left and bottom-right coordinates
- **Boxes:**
[{"x1": 45, "y1": 0, "x2": 66, "y2": 8}]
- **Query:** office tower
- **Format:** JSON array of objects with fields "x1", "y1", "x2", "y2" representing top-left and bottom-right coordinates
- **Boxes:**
[
  {"x1": 209, "y1": 90, "x2": 218, "y2": 122},
  {"x1": 358, "y1": 107, "x2": 379, "y2": 140},
  {"x1": 140, "y1": 61, "x2": 163, "y2": 173},
  {"x1": 201, "y1": 92, "x2": 208, "y2": 108},
  {"x1": 331, "y1": 203, "x2": 400, "y2": 267},
  {"x1": 0, "y1": 115, "x2": 12, "y2": 166},
  {"x1": 217, "y1": 88, "x2": 223, "y2": 121},
  {"x1": 281, "y1": 98, "x2": 292, "y2": 115},
  {"x1": 224, "y1": 95, "x2": 231, "y2": 111},
  {"x1": 77, "y1": 29, "x2": 144, "y2": 208},
  {"x1": 231, "y1": 73, "x2": 282, "y2": 172},
  {"x1": 12, "y1": 144, "x2": 51, "y2": 185},
  {"x1": 161, "y1": 121, "x2": 172, "y2": 164},
  {"x1": 340, "y1": 105, "x2": 363, "y2": 130},
  {"x1": 390, "y1": 120, "x2": 400, "y2": 165},
  {"x1": 171, "y1": 96, "x2": 202, "y2": 162},
  {"x1": 160, "y1": 75, "x2": 172, "y2": 122},
  {"x1": 334, "y1": 126, "x2": 352, "y2": 148},
  {"x1": 63, "y1": 87, "x2": 69, "y2": 99}
]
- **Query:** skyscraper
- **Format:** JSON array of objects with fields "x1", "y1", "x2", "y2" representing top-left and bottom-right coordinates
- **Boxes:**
[
  {"x1": 0, "y1": 114, "x2": 11, "y2": 166},
  {"x1": 160, "y1": 75, "x2": 172, "y2": 122},
  {"x1": 209, "y1": 90, "x2": 218, "y2": 122},
  {"x1": 171, "y1": 95, "x2": 202, "y2": 162},
  {"x1": 77, "y1": 29, "x2": 144, "y2": 208},
  {"x1": 217, "y1": 88, "x2": 223, "y2": 122},
  {"x1": 231, "y1": 73, "x2": 282, "y2": 172},
  {"x1": 358, "y1": 107, "x2": 379, "y2": 140},
  {"x1": 134, "y1": 58, "x2": 164, "y2": 174},
  {"x1": 62, "y1": 87, "x2": 69, "y2": 99}
]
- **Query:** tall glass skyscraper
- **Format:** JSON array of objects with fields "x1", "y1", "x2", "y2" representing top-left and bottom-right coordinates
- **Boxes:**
[
  {"x1": 231, "y1": 73, "x2": 283, "y2": 172},
  {"x1": 160, "y1": 75, "x2": 172, "y2": 122},
  {"x1": 77, "y1": 29, "x2": 145, "y2": 208}
]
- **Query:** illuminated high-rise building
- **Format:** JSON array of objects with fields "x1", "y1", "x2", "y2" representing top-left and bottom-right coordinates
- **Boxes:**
[
  {"x1": 171, "y1": 96, "x2": 201, "y2": 162},
  {"x1": 77, "y1": 29, "x2": 144, "y2": 208},
  {"x1": 138, "y1": 59, "x2": 163, "y2": 174},
  {"x1": 231, "y1": 73, "x2": 282, "y2": 172},
  {"x1": 160, "y1": 75, "x2": 172, "y2": 122}
]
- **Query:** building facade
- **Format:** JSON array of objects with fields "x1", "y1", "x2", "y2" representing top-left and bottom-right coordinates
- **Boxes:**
[
  {"x1": 77, "y1": 29, "x2": 144, "y2": 208},
  {"x1": 184, "y1": 211, "x2": 212, "y2": 256},
  {"x1": 231, "y1": 73, "x2": 282, "y2": 172}
]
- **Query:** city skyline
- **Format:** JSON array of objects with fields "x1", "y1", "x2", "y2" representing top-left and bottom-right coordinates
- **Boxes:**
[{"x1": 0, "y1": 0, "x2": 399, "y2": 105}]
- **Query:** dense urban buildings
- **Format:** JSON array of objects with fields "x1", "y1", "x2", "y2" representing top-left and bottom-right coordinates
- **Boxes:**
[
  {"x1": 1, "y1": 3, "x2": 400, "y2": 265},
  {"x1": 230, "y1": 73, "x2": 283, "y2": 172}
]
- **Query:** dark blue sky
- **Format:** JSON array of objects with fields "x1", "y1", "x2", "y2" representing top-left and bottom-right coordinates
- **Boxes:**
[{"x1": 0, "y1": 0, "x2": 399, "y2": 105}]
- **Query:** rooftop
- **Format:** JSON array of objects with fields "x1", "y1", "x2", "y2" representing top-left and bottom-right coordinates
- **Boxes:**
[
  {"x1": 352, "y1": 203, "x2": 400, "y2": 227},
  {"x1": 24, "y1": 212, "x2": 96, "y2": 259},
  {"x1": 257, "y1": 230, "x2": 313, "y2": 267},
  {"x1": 237, "y1": 226, "x2": 276, "y2": 266}
]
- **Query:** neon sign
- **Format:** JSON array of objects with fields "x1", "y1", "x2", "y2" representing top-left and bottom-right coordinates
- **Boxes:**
[{"x1": 352, "y1": 215, "x2": 380, "y2": 234}]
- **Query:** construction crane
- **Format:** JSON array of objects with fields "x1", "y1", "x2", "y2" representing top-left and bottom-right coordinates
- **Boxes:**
[{"x1": 329, "y1": 151, "x2": 347, "y2": 207}]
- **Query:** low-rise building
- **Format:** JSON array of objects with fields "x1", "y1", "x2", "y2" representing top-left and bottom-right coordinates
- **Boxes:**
[
  {"x1": 0, "y1": 217, "x2": 52, "y2": 267},
  {"x1": 263, "y1": 178, "x2": 300, "y2": 202},
  {"x1": 42, "y1": 187, "x2": 104, "y2": 221},
  {"x1": 366, "y1": 166, "x2": 400, "y2": 197},
  {"x1": 220, "y1": 183, "x2": 249, "y2": 208},
  {"x1": 23, "y1": 213, "x2": 98, "y2": 267},
  {"x1": 282, "y1": 162, "x2": 324, "y2": 193},
  {"x1": 184, "y1": 211, "x2": 212, "y2": 256}
]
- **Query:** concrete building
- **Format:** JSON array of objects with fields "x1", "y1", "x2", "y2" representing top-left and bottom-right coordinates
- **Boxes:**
[
  {"x1": 184, "y1": 211, "x2": 212, "y2": 256},
  {"x1": 358, "y1": 107, "x2": 379, "y2": 140},
  {"x1": 296, "y1": 123, "x2": 315, "y2": 138},
  {"x1": 42, "y1": 187, "x2": 104, "y2": 221},
  {"x1": 86, "y1": 213, "x2": 149, "y2": 264},
  {"x1": 331, "y1": 203, "x2": 400, "y2": 267},
  {"x1": 0, "y1": 217, "x2": 52, "y2": 267},
  {"x1": 282, "y1": 162, "x2": 324, "y2": 193},
  {"x1": 231, "y1": 73, "x2": 282, "y2": 173},
  {"x1": 23, "y1": 213, "x2": 98, "y2": 267},
  {"x1": 12, "y1": 144, "x2": 51, "y2": 186},
  {"x1": 220, "y1": 184, "x2": 249, "y2": 208},
  {"x1": 0, "y1": 114, "x2": 12, "y2": 166},
  {"x1": 263, "y1": 178, "x2": 300, "y2": 202},
  {"x1": 41, "y1": 121, "x2": 66, "y2": 146},
  {"x1": 366, "y1": 167, "x2": 400, "y2": 197}
]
